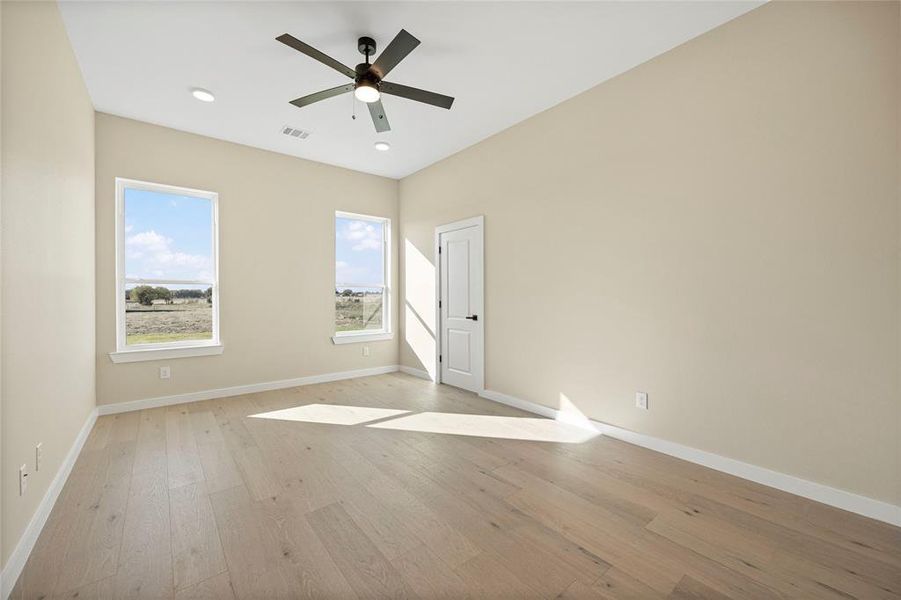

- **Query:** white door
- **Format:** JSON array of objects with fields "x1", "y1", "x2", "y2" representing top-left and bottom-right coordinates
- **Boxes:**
[{"x1": 438, "y1": 218, "x2": 484, "y2": 393}]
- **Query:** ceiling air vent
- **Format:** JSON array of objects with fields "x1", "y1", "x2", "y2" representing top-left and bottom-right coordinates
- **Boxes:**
[{"x1": 281, "y1": 125, "x2": 311, "y2": 139}]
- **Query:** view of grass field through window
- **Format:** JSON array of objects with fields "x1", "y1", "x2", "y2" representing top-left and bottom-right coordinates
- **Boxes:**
[
  {"x1": 123, "y1": 186, "x2": 215, "y2": 346},
  {"x1": 335, "y1": 287, "x2": 383, "y2": 332},
  {"x1": 336, "y1": 214, "x2": 387, "y2": 333},
  {"x1": 125, "y1": 285, "x2": 213, "y2": 344}
]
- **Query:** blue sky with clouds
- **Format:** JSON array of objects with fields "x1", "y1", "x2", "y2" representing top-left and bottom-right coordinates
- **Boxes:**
[
  {"x1": 124, "y1": 188, "x2": 212, "y2": 282},
  {"x1": 335, "y1": 217, "x2": 384, "y2": 287}
]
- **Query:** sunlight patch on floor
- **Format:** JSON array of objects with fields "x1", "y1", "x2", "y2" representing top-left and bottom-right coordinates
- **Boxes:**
[
  {"x1": 366, "y1": 411, "x2": 599, "y2": 443},
  {"x1": 249, "y1": 403, "x2": 409, "y2": 426}
]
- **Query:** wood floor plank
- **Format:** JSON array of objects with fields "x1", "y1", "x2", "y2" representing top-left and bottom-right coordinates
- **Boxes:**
[
  {"x1": 590, "y1": 568, "x2": 669, "y2": 600},
  {"x1": 340, "y1": 489, "x2": 424, "y2": 561},
  {"x1": 166, "y1": 406, "x2": 204, "y2": 489},
  {"x1": 169, "y1": 481, "x2": 227, "y2": 589},
  {"x1": 556, "y1": 580, "x2": 605, "y2": 600},
  {"x1": 392, "y1": 544, "x2": 471, "y2": 599},
  {"x1": 645, "y1": 509, "x2": 777, "y2": 576},
  {"x1": 13, "y1": 373, "x2": 901, "y2": 600},
  {"x1": 195, "y1": 439, "x2": 244, "y2": 494},
  {"x1": 506, "y1": 483, "x2": 684, "y2": 595},
  {"x1": 53, "y1": 576, "x2": 117, "y2": 600},
  {"x1": 453, "y1": 552, "x2": 543, "y2": 598},
  {"x1": 190, "y1": 408, "x2": 244, "y2": 493},
  {"x1": 173, "y1": 572, "x2": 236, "y2": 600},
  {"x1": 189, "y1": 409, "x2": 226, "y2": 444},
  {"x1": 507, "y1": 523, "x2": 611, "y2": 586},
  {"x1": 209, "y1": 485, "x2": 290, "y2": 595},
  {"x1": 83, "y1": 415, "x2": 114, "y2": 452},
  {"x1": 258, "y1": 494, "x2": 359, "y2": 599},
  {"x1": 210, "y1": 485, "x2": 356, "y2": 600},
  {"x1": 112, "y1": 408, "x2": 174, "y2": 600},
  {"x1": 358, "y1": 448, "x2": 481, "y2": 568},
  {"x1": 110, "y1": 411, "x2": 142, "y2": 443},
  {"x1": 668, "y1": 575, "x2": 732, "y2": 600},
  {"x1": 469, "y1": 522, "x2": 587, "y2": 598},
  {"x1": 307, "y1": 502, "x2": 417, "y2": 599}
]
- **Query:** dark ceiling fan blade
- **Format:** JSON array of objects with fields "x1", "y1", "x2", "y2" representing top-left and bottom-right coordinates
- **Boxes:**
[
  {"x1": 367, "y1": 99, "x2": 391, "y2": 133},
  {"x1": 276, "y1": 33, "x2": 356, "y2": 79},
  {"x1": 289, "y1": 83, "x2": 354, "y2": 108},
  {"x1": 369, "y1": 29, "x2": 420, "y2": 79},
  {"x1": 380, "y1": 81, "x2": 454, "y2": 110}
]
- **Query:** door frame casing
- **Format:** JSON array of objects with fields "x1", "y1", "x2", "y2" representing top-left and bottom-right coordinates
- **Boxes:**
[{"x1": 434, "y1": 215, "x2": 485, "y2": 392}]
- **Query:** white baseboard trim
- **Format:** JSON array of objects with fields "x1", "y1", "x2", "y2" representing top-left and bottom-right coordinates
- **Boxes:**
[
  {"x1": 1, "y1": 407, "x2": 98, "y2": 600},
  {"x1": 398, "y1": 365, "x2": 432, "y2": 381},
  {"x1": 479, "y1": 388, "x2": 557, "y2": 419},
  {"x1": 479, "y1": 388, "x2": 901, "y2": 528},
  {"x1": 98, "y1": 365, "x2": 402, "y2": 416}
]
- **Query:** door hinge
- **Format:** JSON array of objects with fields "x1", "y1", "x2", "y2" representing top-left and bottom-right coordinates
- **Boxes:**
[
  {"x1": 439, "y1": 355, "x2": 442, "y2": 363},
  {"x1": 438, "y1": 246, "x2": 442, "y2": 254},
  {"x1": 439, "y1": 300, "x2": 442, "y2": 308}
]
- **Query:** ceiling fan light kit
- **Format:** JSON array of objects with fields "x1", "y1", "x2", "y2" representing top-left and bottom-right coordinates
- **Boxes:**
[
  {"x1": 276, "y1": 29, "x2": 454, "y2": 133},
  {"x1": 354, "y1": 80, "x2": 380, "y2": 103}
]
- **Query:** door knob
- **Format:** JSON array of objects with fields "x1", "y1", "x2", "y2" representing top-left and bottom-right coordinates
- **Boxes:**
[{"x1": 465, "y1": 315, "x2": 478, "y2": 321}]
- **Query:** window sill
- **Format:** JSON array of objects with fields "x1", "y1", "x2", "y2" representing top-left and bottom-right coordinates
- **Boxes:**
[
  {"x1": 331, "y1": 332, "x2": 394, "y2": 345},
  {"x1": 109, "y1": 343, "x2": 224, "y2": 363}
]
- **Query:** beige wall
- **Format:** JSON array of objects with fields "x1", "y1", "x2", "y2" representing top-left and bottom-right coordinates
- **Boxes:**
[
  {"x1": 95, "y1": 114, "x2": 399, "y2": 406},
  {"x1": 1, "y1": 1, "x2": 96, "y2": 566},
  {"x1": 400, "y1": 1, "x2": 901, "y2": 505}
]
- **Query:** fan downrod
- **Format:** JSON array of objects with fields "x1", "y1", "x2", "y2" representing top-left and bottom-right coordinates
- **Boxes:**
[{"x1": 357, "y1": 37, "x2": 376, "y2": 61}]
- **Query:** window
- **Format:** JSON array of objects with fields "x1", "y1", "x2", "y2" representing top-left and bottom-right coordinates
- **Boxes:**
[
  {"x1": 111, "y1": 178, "x2": 221, "y2": 363},
  {"x1": 333, "y1": 211, "x2": 391, "y2": 343}
]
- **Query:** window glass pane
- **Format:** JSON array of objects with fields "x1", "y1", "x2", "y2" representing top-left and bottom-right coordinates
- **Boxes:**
[
  {"x1": 335, "y1": 216, "x2": 384, "y2": 286},
  {"x1": 125, "y1": 284, "x2": 213, "y2": 345},
  {"x1": 125, "y1": 188, "x2": 213, "y2": 281},
  {"x1": 335, "y1": 287, "x2": 384, "y2": 332}
]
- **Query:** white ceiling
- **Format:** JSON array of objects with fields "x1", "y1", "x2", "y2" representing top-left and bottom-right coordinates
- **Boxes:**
[{"x1": 59, "y1": 1, "x2": 762, "y2": 179}]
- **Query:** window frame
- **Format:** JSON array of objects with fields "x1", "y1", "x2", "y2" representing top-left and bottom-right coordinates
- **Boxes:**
[
  {"x1": 332, "y1": 210, "x2": 392, "y2": 344},
  {"x1": 110, "y1": 177, "x2": 222, "y2": 363}
]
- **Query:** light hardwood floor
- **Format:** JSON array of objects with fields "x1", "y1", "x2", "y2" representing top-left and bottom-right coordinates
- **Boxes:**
[{"x1": 11, "y1": 373, "x2": 901, "y2": 599}]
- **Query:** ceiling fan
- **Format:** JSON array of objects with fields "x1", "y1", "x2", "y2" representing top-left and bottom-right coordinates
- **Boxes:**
[{"x1": 276, "y1": 29, "x2": 454, "y2": 133}]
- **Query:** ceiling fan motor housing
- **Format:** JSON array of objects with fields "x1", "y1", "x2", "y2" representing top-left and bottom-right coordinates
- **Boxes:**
[{"x1": 355, "y1": 63, "x2": 381, "y2": 89}]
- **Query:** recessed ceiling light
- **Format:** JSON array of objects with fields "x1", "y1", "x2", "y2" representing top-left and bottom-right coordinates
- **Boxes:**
[
  {"x1": 374, "y1": 141, "x2": 391, "y2": 152},
  {"x1": 191, "y1": 88, "x2": 215, "y2": 103}
]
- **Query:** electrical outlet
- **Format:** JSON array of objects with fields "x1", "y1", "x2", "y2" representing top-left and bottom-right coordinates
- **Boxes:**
[
  {"x1": 36, "y1": 443, "x2": 42, "y2": 472},
  {"x1": 19, "y1": 464, "x2": 28, "y2": 495},
  {"x1": 160, "y1": 366, "x2": 171, "y2": 380},
  {"x1": 362, "y1": 346, "x2": 370, "y2": 357},
  {"x1": 635, "y1": 392, "x2": 649, "y2": 411}
]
